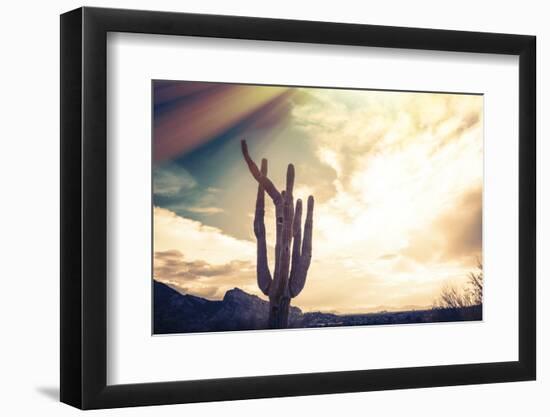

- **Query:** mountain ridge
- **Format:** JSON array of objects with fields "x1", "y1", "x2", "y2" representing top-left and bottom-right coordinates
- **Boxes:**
[{"x1": 153, "y1": 280, "x2": 482, "y2": 334}]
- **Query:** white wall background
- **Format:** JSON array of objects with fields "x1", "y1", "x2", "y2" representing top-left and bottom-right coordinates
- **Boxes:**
[{"x1": 0, "y1": 0, "x2": 545, "y2": 415}]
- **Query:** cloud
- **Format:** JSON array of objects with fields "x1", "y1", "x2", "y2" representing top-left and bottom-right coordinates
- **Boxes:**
[
  {"x1": 154, "y1": 207, "x2": 259, "y2": 298},
  {"x1": 184, "y1": 206, "x2": 225, "y2": 214},
  {"x1": 434, "y1": 186, "x2": 482, "y2": 261},
  {"x1": 378, "y1": 253, "x2": 398, "y2": 260},
  {"x1": 153, "y1": 164, "x2": 225, "y2": 218},
  {"x1": 292, "y1": 90, "x2": 483, "y2": 189},
  {"x1": 154, "y1": 206, "x2": 255, "y2": 264},
  {"x1": 398, "y1": 186, "x2": 482, "y2": 266},
  {"x1": 155, "y1": 249, "x2": 252, "y2": 280},
  {"x1": 281, "y1": 90, "x2": 483, "y2": 309},
  {"x1": 154, "y1": 249, "x2": 181, "y2": 261},
  {"x1": 154, "y1": 249, "x2": 256, "y2": 299},
  {"x1": 289, "y1": 90, "x2": 482, "y2": 259},
  {"x1": 153, "y1": 163, "x2": 197, "y2": 197}
]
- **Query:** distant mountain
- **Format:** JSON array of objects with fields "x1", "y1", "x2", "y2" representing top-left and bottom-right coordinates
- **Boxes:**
[
  {"x1": 153, "y1": 281, "x2": 302, "y2": 333},
  {"x1": 153, "y1": 280, "x2": 482, "y2": 334}
]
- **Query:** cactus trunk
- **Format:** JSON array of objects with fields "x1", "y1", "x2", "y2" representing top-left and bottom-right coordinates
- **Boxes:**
[
  {"x1": 241, "y1": 140, "x2": 314, "y2": 329},
  {"x1": 269, "y1": 296, "x2": 291, "y2": 329}
]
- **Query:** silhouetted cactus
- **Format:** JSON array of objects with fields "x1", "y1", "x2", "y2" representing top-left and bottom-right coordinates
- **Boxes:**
[{"x1": 241, "y1": 140, "x2": 314, "y2": 329}]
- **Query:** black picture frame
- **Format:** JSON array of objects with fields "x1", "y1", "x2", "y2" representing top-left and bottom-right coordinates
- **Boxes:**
[{"x1": 60, "y1": 6, "x2": 536, "y2": 410}]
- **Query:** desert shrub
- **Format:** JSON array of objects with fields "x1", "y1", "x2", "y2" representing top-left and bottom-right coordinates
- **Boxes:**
[{"x1": 434, "y1": 261, "x2": 483, "y2": 309}]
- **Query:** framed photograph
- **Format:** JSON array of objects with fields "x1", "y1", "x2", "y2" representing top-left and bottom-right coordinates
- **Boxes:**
[{"x1": 60, "y1": 6, "x2": 536, "y2": 409}]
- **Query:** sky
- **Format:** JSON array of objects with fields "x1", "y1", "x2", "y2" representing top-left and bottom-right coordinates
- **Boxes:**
[{"x1": 152, "y1": 80, "x2": 483, "y2": 314}]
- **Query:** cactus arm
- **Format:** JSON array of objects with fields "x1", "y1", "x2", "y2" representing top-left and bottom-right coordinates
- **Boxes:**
[
  {"x1": 240, "y1": 138, "x2": 314, "y2": 328},
  {"x1": 289, "y1": 195, "x2": 314, "y2": 298},
  {"x1": 281, "y1": 165, "x2": 295, "y2": 286},
  {"x1": 273, "y1": 196, "x2": 283, "y2": 296},
  {"x1": 241, "y1": 140, "x2": 282, "y2": 205},
  {"x1": 270, "y1": 165, "x2": 295, "y2": 299},
  {"x1": 289, "y1": 198, "x2": 302, "y2": 291},
  {"x1": 254, "y1": 158, "x2": 272, "y2": 295},
  {"x1": 301, "y1": 195, "x2": 314, "y2": 273},
  {"x1": 302, "y1": 195, "x2": 314, "y2": 259}
]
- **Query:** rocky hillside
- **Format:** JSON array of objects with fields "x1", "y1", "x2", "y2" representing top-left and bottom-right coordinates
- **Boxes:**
[
  {"x1": 153, "y1": 281, "x2": 302, "y2": 333},
  {"x1": 153, "y1": 280, "x2": 482, "y2": 334}
]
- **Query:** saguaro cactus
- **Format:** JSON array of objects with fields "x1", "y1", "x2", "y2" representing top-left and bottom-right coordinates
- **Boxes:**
[{"x1": 241, "y1": 140, "x2": 314, "y2": 329}]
